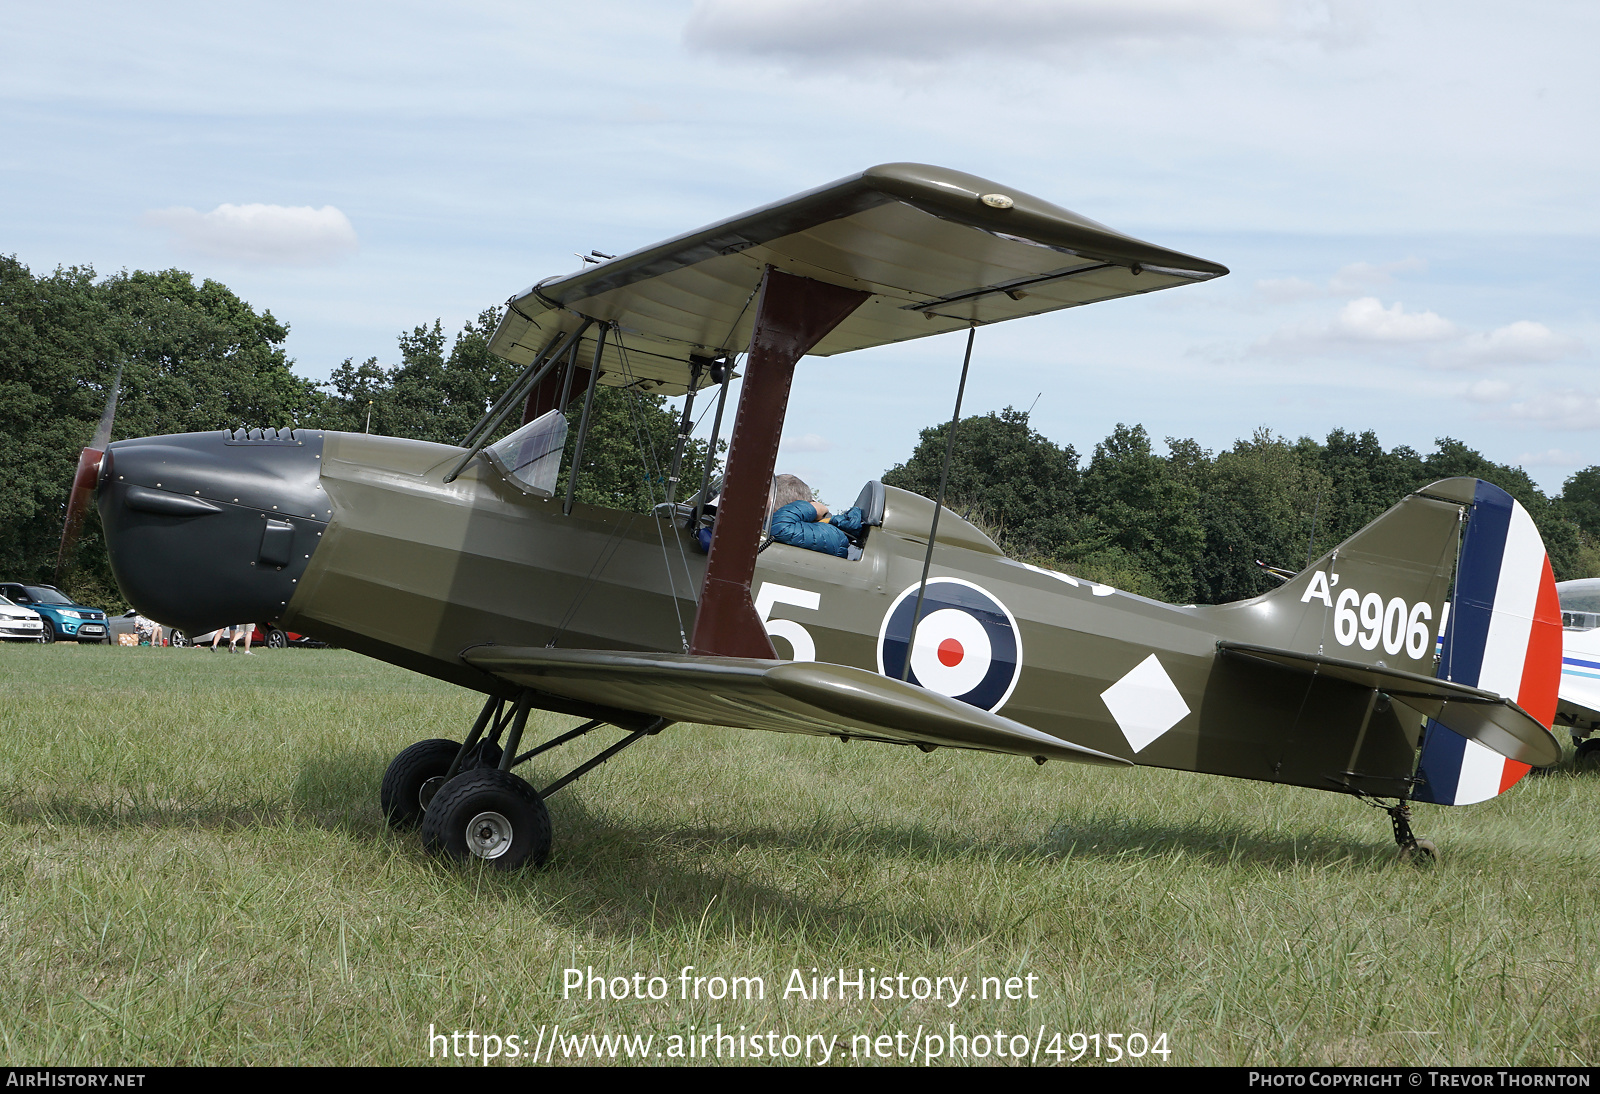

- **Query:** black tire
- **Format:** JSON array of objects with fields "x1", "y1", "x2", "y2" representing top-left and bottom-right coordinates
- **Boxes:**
[
  {"x1": 1400, "y1": 838, "x2": 1439, "y2": 866},
  {"x1": 1577, "y1": 738, "x2": 1600, "y2": 765},
  {"x1": 170, "y1": 630, "x2": 192, "y2": 648},
  {"x1": 421, "y1": 768, "x2": 551, "y2": 869},
  {"x1": 266, "y1": 627, "x2": 288, "y2": 649},
  {"x1": 40, "y1": 620, "x2": 55, "y2": 645},
  {"x1": 380, "y1": 739, "x2": 462, "y2": 829}
]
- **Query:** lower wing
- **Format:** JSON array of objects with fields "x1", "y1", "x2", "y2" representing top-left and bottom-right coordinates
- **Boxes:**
[{"x1": 463, "y1": 646, "x2": 1128, "y2": 767}]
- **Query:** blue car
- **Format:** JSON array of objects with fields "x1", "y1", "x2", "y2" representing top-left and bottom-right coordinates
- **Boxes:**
[{"x1": 0, "y1": 583, "x2": 109, "y2": 644}]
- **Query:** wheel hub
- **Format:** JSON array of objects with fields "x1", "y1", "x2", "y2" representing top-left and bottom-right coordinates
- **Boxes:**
[
  {"x1": 466, "y1": 811, "x2": 513, "y2": 859},
  {"x1": 418, "y1": 776, "x2": 444, "y2": 810}
]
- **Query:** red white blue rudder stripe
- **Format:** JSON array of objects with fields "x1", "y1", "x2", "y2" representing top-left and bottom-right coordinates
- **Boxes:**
[{"x1": 1414, "y1": 481, "x2": 1561, "y2": 805}]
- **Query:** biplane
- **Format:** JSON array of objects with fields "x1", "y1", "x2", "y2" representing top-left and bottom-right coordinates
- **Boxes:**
[{"x1": 73, "y1": 164, "x2": 1562, "y2": 868}]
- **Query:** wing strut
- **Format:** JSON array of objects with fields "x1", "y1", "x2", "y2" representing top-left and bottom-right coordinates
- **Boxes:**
[
  {"x1": 447, "y1": 318, "x2": 594, "y2": 482},
  {"x1": 692, "y1": 360, "x2": 733, "y2": 528},
  {"x1": 689, "y1": 267, "x2": 869, "y2": 658},
  {"x1": 664, "y1": 354, "x2": 709, "y2": 505},
  {"x1": 522, "y1": 331, "x2": 590, "y2": 424},
  {"x1": 562, "y1": 322, "x2": 610, "y2": 516}
]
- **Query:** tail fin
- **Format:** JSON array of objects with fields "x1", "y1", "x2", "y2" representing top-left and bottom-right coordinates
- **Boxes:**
[
  {"x1": 1232, "y1": 477, "x2": 1470, "y2": 674},
  {"x1": 1413, "y1": 480, "x2": 1562, "y2": 804},
  {"x1": 1200, "y1": 477, "x2": 1562, "y2": 795}
]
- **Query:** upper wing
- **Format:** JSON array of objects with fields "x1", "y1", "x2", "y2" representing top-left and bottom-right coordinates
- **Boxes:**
[
  {"x1": 488, "y1": 163, "x2": 1227, "y2": 394},
  {"x1": 463, "y1": 645, "x2": 1130, "y2": 767}
]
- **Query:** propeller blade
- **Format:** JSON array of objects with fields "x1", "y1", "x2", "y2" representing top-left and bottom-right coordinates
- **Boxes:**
[
  {"x1": 56, "y1": 365, "x2": 122, "y2": 582},
  {"x1": 89, "y1": 364, "x2": 121, "y2": 453}
]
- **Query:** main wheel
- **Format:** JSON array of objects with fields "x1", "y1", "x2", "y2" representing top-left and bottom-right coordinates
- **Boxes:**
[
  {"x1": 421, "y1": 768, "x2": 551, "y2": 869},
  {"x1": 380, "y1": 739, "x2": 462, "y2": 829},
  {"x1": 1576, "y1": 738, "x2": 1600, "y2": 766}
]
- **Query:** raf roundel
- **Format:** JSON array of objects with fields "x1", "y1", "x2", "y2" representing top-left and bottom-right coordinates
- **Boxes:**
[{"x1": 877, "y1": 578, "x2": 1023, "y2": 712}]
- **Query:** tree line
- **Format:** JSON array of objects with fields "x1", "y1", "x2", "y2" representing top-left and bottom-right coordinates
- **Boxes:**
[
  {"x1": 3, "y1": 255, "x2": 1596, "y2": 611},
  {"x1": 883, "y1": 409, "x2": 1600, "y2": 603},
  {"x1": 0, "y1": 257, "x2": 705, "y2": 609}
]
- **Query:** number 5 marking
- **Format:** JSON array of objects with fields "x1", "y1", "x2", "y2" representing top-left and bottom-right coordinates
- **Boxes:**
[{"x1": 754, "y1": 582, "x2": 820, "y2": 662}]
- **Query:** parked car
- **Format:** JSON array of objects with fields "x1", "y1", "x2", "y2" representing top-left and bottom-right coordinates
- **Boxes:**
[
  {"x1": 0, "y1": 595, "x2": 44, "y2": 642},
  {"x1": 0, "y1": 583, "x2": 108, "y2": 643},
  {"x1": 108, "y1": 610, "x2": 141, "y2": 644},
  {"x1": 169, "y1": 624, "x2": 324, "y2": 649},
  {"x1": 108, "y1": 609, "x2": 167, "y2": 645}
]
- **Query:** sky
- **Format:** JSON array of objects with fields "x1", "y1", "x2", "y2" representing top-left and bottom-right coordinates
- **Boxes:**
[{"x1": 4, "y1": 0, "x2": 1597, "y2": 504}]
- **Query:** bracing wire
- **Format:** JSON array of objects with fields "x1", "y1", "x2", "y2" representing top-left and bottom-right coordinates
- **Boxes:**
[
  {"x1": 547, "y1": 326, "x2": 648, "y2": 647},
  {"x1": 608, "y1": 330, "x2": 696, "y2": 649},
  {"x1": 690, "y1": 387, "x2": 720, "y2": 433},
  {"x1": 720, "y1": 279, "x2": 761, "y2": 357},
  {"x1": 901, "y1": 324, "x2": 977, "y2": 683},
  {"x1": 545, "y1": 331, "x2": 723, "y2": 651},
  {"x1": 548, "y1": 514, "x2": 638, "y2": 646}
]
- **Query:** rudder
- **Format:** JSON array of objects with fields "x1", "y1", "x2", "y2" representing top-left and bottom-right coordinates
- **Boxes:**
[{"x1": 1414, "y1": 480, "x2": 1561, "y2": 805}]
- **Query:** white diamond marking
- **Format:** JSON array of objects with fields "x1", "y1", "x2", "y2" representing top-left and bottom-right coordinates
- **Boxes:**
[{"x1": 1100, "y1": 654, "x2": 1190, "y2": 753}]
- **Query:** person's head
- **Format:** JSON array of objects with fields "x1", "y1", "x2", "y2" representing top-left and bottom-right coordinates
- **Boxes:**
[{"x1": 771, "y1": 474, "x2": 813, "y2": 510}]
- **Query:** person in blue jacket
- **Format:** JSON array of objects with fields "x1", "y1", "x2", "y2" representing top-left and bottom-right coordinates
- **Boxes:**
[{"x1": 768, "y1": 474, "x2": 865, "y2": 558}]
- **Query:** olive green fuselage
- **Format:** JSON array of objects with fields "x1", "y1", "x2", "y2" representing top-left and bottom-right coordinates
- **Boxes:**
[{"x1": 283, "y1": 433, "x2": 1445, "y2": 796}]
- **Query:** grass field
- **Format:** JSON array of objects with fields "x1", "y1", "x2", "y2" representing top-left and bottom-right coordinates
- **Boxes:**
[{"x1": 2, "y1": 644, "x2": 1598, "y2": 1067}]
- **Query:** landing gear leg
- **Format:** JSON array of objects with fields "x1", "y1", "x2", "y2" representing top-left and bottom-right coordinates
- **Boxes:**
[
  {"x1": 1387, "y1": 802, "x2": 1438, "y2": 865},
  {"x1": 380, "y1": 693, "x2": 511, "y2": 830},
  {"x1": 413, "y1": 697, "x2": 670, "y2": 870}
]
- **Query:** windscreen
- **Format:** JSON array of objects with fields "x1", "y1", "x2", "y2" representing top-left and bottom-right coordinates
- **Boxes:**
[
  {"x1": 23, "y1": 586, "x2": 73, "y2": 605},
  {"x1": 483, "y1": 409, "x2": 568, "y2": 498},
  {"x1": 1559, "y1": 579, "x2": 1600, "y2": 613}
]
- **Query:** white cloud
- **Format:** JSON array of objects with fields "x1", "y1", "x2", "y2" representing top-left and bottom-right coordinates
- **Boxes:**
[
  {"x1": 1327, "y1": 257, "x2": 1426, "y2": 293},
  {"x1": 1438, "y1": 320, "x2": 1582, "y2": 368},
  {"x1": 1517, "y1": 448, "x2": 1586, "y2": 467},
  {"x1": 1250, "y1": 294, "x2": 1587, "y2": 405},
  {"x1": 1466, "y1": 379, "x2": 1513, "y2": 404},
  {"x1": 684, "y1": 0, "x2": 1308, "y2": 64},
  {"x1": 1500, "y1": 390, "x2": 1600, "y2": 430},
  {"x1": 782, "y1": 432, "x2": 834, "y2": 453},
  {"x1": 144, "y1": 203, "x2": 358, "y2": 266},
  {"x1": 1254, "y1": 258, "x2": 1425, "y2": 303},
  {"x1": 1252, "y1": 297, "x2": 1587, "y2": 376},
  {"x1": 1253, "y1": 275, "x2": 1323, "y2": 303},
  {"x1": 1331, "y1": 297, "x2": 1456, "y2": 342}
]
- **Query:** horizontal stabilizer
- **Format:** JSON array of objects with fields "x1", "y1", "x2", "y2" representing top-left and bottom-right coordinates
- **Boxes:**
[
  {"x1": 1219, "y1": 641, "x2": 1560, "y2": 768},
  {"x1": 463, "y1": 646, "x2": 1129, "y2": 766}
]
